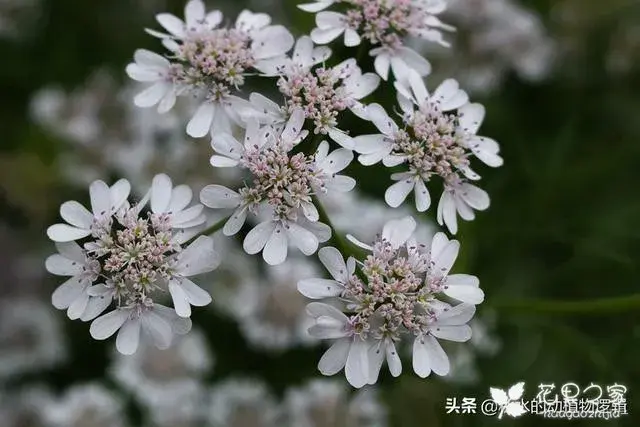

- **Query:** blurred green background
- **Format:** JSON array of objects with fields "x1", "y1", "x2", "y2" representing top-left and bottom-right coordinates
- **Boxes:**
[{"x1": 1, "y1": 0, "x2": 639, "y2": 426}]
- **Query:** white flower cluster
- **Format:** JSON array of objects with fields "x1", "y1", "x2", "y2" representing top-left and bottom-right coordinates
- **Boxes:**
[
  {"x1": 44, "y1": 0, "x2": 504, "y2": 388},
  {"x1": 46, "y1": 174, "x2": 219, "y2": 354}
]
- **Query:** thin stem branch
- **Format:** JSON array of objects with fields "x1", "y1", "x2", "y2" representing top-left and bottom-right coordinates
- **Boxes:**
[
  {"x1": 312, "y1": 195, "x2": 351, "y2": 255},
  {"x1": 186, "y1": 215, "x2": 231, "y2": 245},
  {"x1": 489, "y1": 294, "x2": 640, "y2": 316}
]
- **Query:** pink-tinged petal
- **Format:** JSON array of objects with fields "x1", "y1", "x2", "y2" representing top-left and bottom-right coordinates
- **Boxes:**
[
  {"x1": 116, "y1": 319, "x2": 141, "y2": 355},
  {"x1": 318, "y1": 338, "x2": 350, "y2": 375},
  {"x1": 90, "y1": 309, "x2": 130, "y2": 340},
  {"x1": 186, "y1": 103, "x2": 215, "y2": 138},
  {"x1": 243, "y1": 221, "x2": 276, "y2": 255}
]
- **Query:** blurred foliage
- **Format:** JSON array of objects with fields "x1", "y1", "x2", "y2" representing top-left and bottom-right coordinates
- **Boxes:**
[{"x1": 1, "y1": 0, "x2": 640, "y2": 426}]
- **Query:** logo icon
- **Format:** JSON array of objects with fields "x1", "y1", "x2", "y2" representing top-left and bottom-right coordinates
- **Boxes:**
[{"x1": 490, "y1": 382, "x2": 527, "y2": 419}]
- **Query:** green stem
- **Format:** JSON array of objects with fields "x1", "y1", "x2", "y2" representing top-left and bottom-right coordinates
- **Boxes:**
[
  {"x1": 186, "y1": 215, "x2": 231, "y2": 245},
  {"x1": 489, "y1": 294, "x2": 640, "y2": 315}
]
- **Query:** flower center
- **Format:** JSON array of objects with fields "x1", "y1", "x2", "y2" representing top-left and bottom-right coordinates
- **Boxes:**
[
  {"x1": 394, "y1": 103, "x2": 470, "y2": 183},
  {"x1": 278, "y1": 68, "x2": 353, "y2": 134},
  {"x1": 170, "y1": 28, "x2": 255, "y2": 101}
]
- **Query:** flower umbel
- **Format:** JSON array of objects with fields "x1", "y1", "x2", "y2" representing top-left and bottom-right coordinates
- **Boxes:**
[
  {"x1": 299, "y1": 216, "x2": 484, "y2": 387},
  {"x1": 46, "y1": 174, "x2": 218, "y2": 354}
]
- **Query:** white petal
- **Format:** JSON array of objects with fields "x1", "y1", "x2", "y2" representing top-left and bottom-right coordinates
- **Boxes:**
[
  {"x1": 223, "y1": 206, "x2": 248, "y2": 236},
  {"x1": 298, "y1": 278, "x2": 343, "y2": 299},
  {"x1": 52, "y1": 277, "x2": 85, "y2": 309},
  {"x1": 348, "y1": 73, "x2": 379, "y2": 99},
  {"x1": 134, "y1": 49, "x2": 170, "y2": 69},
  {"x1": 444, "y1": 284, "x2": 484, "y2": 305},
  {"x1": 436, "y1": 303, "x2": 476, "y2": 326},
  {"x1": 408, "y1": 71, "x2": 429, "y2": 104},
  {"x1": 414, "y1": 179, "x2": 431, "y2": 212},
  {"x1": 156, "y1": 13, "x2": 185, "y2": 38},
  {"x1": 125, "y1": 64, "x2": 161, "y2": 82},
  {"x1": 366, "y1": 103, "x2": 396, "y2": 135},
  {"x1": 311, "y1": 27, "x2": 344, "y2": 44},
  {"x1": 432, "y1": 240, "x2": 459, "y2": 277},
  {"x1": 325, "y1": 175, "x2": 355, "y2": 192},
  {"x1": 60, "y1": 201, "x2": 93, "y2": 229},
  {"x1": 169, "y1": 282, "x2": 192, "y2": 318},
  {"x1": 172, "y1": 205, "x2": 205, "y2": 226},
  {"x1": 134, "y1": 82, "x2": 169, "y2": 108},
  {"x1": 80, "y1": 294, "x2": 113, "y2": 322},
  {"x1": 309, "y1": 316, "x2": 349, "y2": 338},
  {"x1": 186, "y1": 103, "x2": 215, "y2": 138},
  {"x1": 199, "y1": 185, "x2": 241, "y2": 209},
  {"x1": 109, "y1": 179, "x2": 131, "y2": 212},
  {"x1": 382, "y1": 216, "x2": 417, "y2": 248},
  {"x1": 66, "y1": 289, "x2": 89, "y2": 319},
  {"x1": 353, "y1": 134, "x2": 387, "y2": 154},
  {"x1": 397, "y1": 47, "x2": 431, "y2": 76},
  {"x1": 438, "y1": 192, "x2": 458, "y2": 234},
  {"x1": 244, "y1": 221, "x2": 273, "y2": 255},
  {"x1": 55, "y1": 241, "x2": 86, "y2": 263},
  {"x1": 373, "y1": 52, "x2": 390, "y2": 81},
  {"x1": 316, "y1": 11, "x2": 344, "y2": 29},
  {"x1": 385, "y1": 179, "x2": 415, "y2": 208},
  {"x1": 320, "y1": 148, "x2": 353, "y2": 174},
  {"x1": 368, "y1": 342, "x2": 385, "y2": 384},
  {"x1": 318, "y1": 338, "x2": 350, "y2": 375},
  {"x1": 423, "y1": 334, "x2": 450, "y2": 375},
  {"x1": 301, "y1": 201, "x2": 319, "y2": 222},
  {"x1": 432, "y1": 325, "x2": 472, "y2": 342},
  {"x1": 168, "y1": 185, "x2": 193, "y2": 213},
  {"x1": 327, "y1": 128, "x2": 354, "y2": 149},
  {"x1": 45, "y1": 254, "x2": 84, "y2": 276},
  {"x1": 177, "y1": 235, "x2": 219, "y2": 276},
  {"x1": 177, "y1": 277, "x2": 212, "y2": 306},
  {"x1": 346, "y1": 234, "x2": 373, "y2": 251},
  {"x1": 412, "y1": 336, "x2": 431, "y2": 378},
  {"x1": 89, "y1": 180, "x2": 111, "y2": 217},
  {"x1": 90, "y1": 309, "x2": 130, "y2": 340},
  {"x1": 344, "y1": 28, "x2": 361, "y2": 47},
  {"x1": 236, "y1": 10, "x2": 271, "y2": 33},
  {"x1": 142, "y1": 309, "x2": 173, "y2": 350},
  {"x1": 252, "y1": 26, "x2": 294, "y2": 59},
  {"x1": 184, "y1": 0, "x2": 205, "y2": 28},
  {"x1": 386, "y1": 340, "x2": 402, "y2": 377},
  {"x1": 116, "y1": 319, "x2": 141, "y2": 355},
  {"x1": 306, "y1": 302, "x2": 348, "y2": 321},
  {"x1": 210, "y1": 155, "x2": 240, "y2": 167},
  {"x1": 461, "y1": 184, "x2": 490, "y2": 210},
  {"x1": 154, "y1": 304, "x2": 192, "y2": 335},
  {"x1": 458, "y1": 103, "x2": 485, "y2": 135},
  {"x1": 346, "y1": 338, "x2": 370, "y2": 388},
  {"x1": 263, "y1": 224, "x2": 288, "y2": 265},
  {"x1": 47, "y1": 224, "x2": 91, "y2": 242},
  {"x1": 287, "y1": 223, "x2": 319, "y2": 256},
  {"x1": 151, "y1": 173, "x2": 173, "y2": 214},
  {"x1": 318, "y1": 246, "x2": 348, "y2": 282},
  {"x1": 299, "y1": 1, "x2": 334, "y2": 13},
  {"x1": 282, "y1": 108, "x2": 305, "y2": 144},
  {"x1": 158, "y1": 90, "x2": 177, "y2": 114}
]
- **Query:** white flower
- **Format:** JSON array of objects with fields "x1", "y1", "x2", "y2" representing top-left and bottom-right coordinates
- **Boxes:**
[
  {"x1": 46, "y1": 178, "x2": 130, "y2": 242},
  {"x1": 147, "y1": 0, "x2": 223, "y2": 40},
  {"x1": 302, "y1": 0, "x2": 454, "y2": 81},
  {"x1": 312, "y1": 141, "x2": 356, "y2": 193},
  {"x1": 238, "y1": 256, "x2": 321, "y2": 350},
  {"x1": 303, "y1": 217, "x2": 482, "y2": 385},
  {"x1": 129, "y1": 4, "x2": 295, "y2": 138},
  {"x1": 437, "y1": 180, "x2": 490, "y2": 234},
  {"x1": 42, "y1": 383, "x2": 126, "y2": 427},
  {"x1": 126, "y1": 49, "x2": 177, "y2": 114},
  {"x1": 243, "y1": 217, "x2": 328, "y2": 266},
  {"x1": 282, "y1": 379, "x2": 387, "y2": 427},
  {"x1": 149, "y1": 173, "x2": 207, "y2": 243},
  {"x1": 46, "y1": 241, "x2": 100, "y2": 320},
  {"x1": 208, "y1": 378, "x2": 280, "y2": 427},
  {"x1": 167, "y1": 235, "x2": 218, "y2": 318},
  {"x1": 306, "y1": 302, "x2": 371, "y2": 388},
  {"x1": 89, "y1": 303, "x2": 192, "y2": 355},
  {"x1": 412, "y1": 303, "x2": 476, "y2": 378},
  {"x1": 0, "y1": 299, "x2": 66, "y2": 380},
  {"x1": 354, "y1": 73, "x2": 502, "y2": 233},
  {"x1": 110, "y1": 327, "x2": 212, "y2": 425}
]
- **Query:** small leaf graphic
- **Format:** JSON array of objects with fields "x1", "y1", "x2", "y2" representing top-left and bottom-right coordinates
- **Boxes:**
[
  {"x1": 490, "y1": 387, "x2": 509, "y2": 406},
  {"x1": 505, "y1": 401, "x2": 527, "y2": 418},
  {"x1": 508, "y1": 382, "x2": 525, "y2": 400}
]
